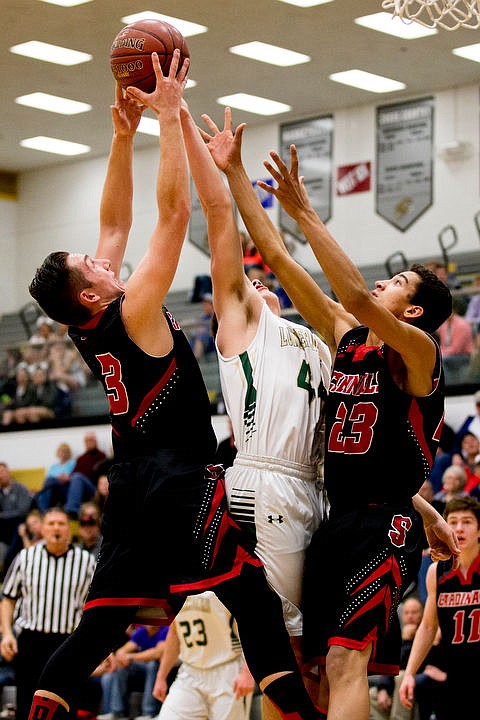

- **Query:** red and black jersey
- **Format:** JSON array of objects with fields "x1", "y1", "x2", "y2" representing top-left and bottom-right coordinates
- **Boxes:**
[
  {"x1": 436, "y1": 554, "x2": 480, "y2": 676},
  {"x1": 325, "y1": 325, "x2": 444, "y2": 512},
  {"x1": 69, "y1": 297, "x2": 216, "y2": 462}
]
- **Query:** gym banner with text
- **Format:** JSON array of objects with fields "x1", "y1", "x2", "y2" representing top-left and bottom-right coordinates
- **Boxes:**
[
  {"x1": 376, "y1": 97, "x2": 434, "y2": 231},
  {"x1": 280, "y1": 115, "x2": 333, "y2": 243}
]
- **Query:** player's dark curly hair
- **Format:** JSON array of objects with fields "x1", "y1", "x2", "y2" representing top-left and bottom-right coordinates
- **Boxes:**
[
  {"x1": 407, "y1": 263, "x2": 452, "y2": 333},
  {"x1": 29, "y1": 251, "x2": 92, "y2": 327}
]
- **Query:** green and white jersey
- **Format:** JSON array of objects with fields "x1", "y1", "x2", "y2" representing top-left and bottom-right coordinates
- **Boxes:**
[
  {"x1": 175, "y1": 591, "x2": 242, "y2": 670},
  {"x1": 217, "y1": 302, "x2": 331, "y2": 467}
]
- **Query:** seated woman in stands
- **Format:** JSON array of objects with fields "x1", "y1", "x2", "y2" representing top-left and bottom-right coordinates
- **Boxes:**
[{"x1": 1, "y1": 362, "x2": 35, "y2": 426}]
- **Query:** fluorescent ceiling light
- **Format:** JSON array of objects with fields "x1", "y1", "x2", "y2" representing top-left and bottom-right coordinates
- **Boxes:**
[
  {"x1": 38, "y1": 0, "x2": 92, "y2": 5},
  {"x1": 20, "y1": 136, "x2": 91, "y2": 156},
  {"x1": 15, "y1": 93, "x2": 91, "y2": 115},
  {"x1": 229, "y1": 41, "x2": 310, "y2": 67},
  {"x1": 217, "y1": 93, "x2": 291, "y2": 116},
  {"x1": 355, "y1": 12, "x2": 437, "y2": 38},
  {"x1": 121, "y1": 12, "x2": 207, "y2": 37},
  {"x1": 10, "y1": 41, "x2": 92, "y2": 66},
  {"x1": 452, "y1": 43, "x2": 480, "y2": 62},
  {"x1": 274, "y1": 0, "x2": 333, "y2": 6},
  {"x1": 329, "y1": 69, "x2": 406, "y2": 93}
]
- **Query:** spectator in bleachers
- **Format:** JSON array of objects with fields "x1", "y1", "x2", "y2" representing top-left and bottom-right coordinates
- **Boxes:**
[
  {"x1": 424, "y1": 259, "x2": 462, "y2": 291},
  {"x1": 0, "y1": 462, "x2": 32, "y2": 579},
  {"x1": 28, "y1": 316, "x2": 56, "y2": 346},
  {"x1": 75, "y1": 501, "x2": 102, "y2": 560},
  {"x1": 99, "y1": 624, "x2": 168, "y2": 720},
  {"x1": 17, "y1": 508, "x2": 43, "y2": 549},
  {"x1": 188, "y1": 293, "x2": 216, "y2": 360},
  {"x1": 465, "y1": 273, "x2": 480, "y2": 333},
  {"x1": 65, "y1": 431, "x2": 107, "y2": 513},
  {"x1": 432, "y1": 465, "x2": 469, "y2": 515},
  {"x1": 0, "y1": 347, "x2": 23, "y2": 401},
  {"x1": 3, "y1": 507, "x2": 44, "y2": 575},
  {"x1": 454, "y1": 389, "x2": 480, "y2": 450},
  {"x1": 437, "y1": 295, "x2": 474, "y2": 385},
  {"x1": 36, "y1": 437, "x2": 103, "y2": 519},
  {"x1": 452, "y1": 431, "x2": 480, "y2": 493},
  {"x1": 12, "y1": 364, "x2": 60, "y2": 425},
  {"x1": 48, "y1": 336, "x2": 89, "y2": 393},
  {"x1": 34, "y1": 442, "x2": 76, "y2": 512},
  {"x1": 241, "y1": 231, "x2": 270, "y2": 276},
  {"x1": 1, "y1": 363, "x2": 36, "y2": 426}
]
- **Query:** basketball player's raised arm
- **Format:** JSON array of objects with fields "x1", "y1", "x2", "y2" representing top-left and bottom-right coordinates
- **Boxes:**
[
  {"x1": 96, "y1": 83, "x2": 145, "y2": 278},
  {"x1": 181, "y1": 105, "x2": 262, "y2": 357},
  {"x1": 199, "y1": 108, "x2": 349, "y2": 355},
  {"x1": 118, "y1": 51, "x2": 190, "y2": 347},
  {"x1": 258, "y1": 145, "x2": 436, "y2": 380}
]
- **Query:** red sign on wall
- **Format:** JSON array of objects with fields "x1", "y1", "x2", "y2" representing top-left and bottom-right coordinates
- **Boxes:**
[{"x1": 336, "y1": 162, "x2": 371, "y2": 196}]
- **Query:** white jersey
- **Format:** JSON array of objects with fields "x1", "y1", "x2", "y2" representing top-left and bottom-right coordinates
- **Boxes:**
[
  {"x1": 175, "y1": 591, "x2": 242, "y2": 670},
  {"x1": 217, "y1": 303, "x2": 331, "y2": 636},
  {"x1": 159, "y1": 591, "x2": 251, "y2": 720},
  {"x1": 218, "y1": 302, "x2": 331, "y2": 465}
]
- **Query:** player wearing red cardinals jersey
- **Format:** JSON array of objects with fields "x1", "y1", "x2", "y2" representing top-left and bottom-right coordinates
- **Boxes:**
[{"x1": 400, "y1": 496, "x2": 480, "y2": 718}]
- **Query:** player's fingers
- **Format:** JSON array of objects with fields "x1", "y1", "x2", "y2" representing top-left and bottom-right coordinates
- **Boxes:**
[
  {"x1": 224, "y1": 106, "x2": 233, "y2": 131},
  {"x1": 290, "y1": 144, "x2": 299, "y2": 175},
  {"x1": 197, "y1": 127, "x2": 212, "y2": 142},
  {"x1": 235, "y1": 123, "x2": 247, "y2": 142},
  {"x1": 269, "y1": 150, "x2": 289, "y2": 177},
  {"x1": 201, "y1": 114, "x2": 220, "y2": 134},
  {"x1": 263, "y1": 159, "x2": 282, "y2": 183},
  {"x1": 257, "y1": 179, "x2": 275, "y2": 195},
  {"x1": 176, "y1": 55, "x2": 190, "y2": 84},
  {"x1": 168, "y1": 48, "x2": 181, "y2": 78},
  {"x1": 115, "y1": 83, "x2": 124, "y2": 103}
]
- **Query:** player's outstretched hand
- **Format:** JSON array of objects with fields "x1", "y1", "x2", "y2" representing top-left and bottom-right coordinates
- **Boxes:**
[
  {"x1": 257, "y1": 145, "x2": 314, "y2": 223},
  {"x1": 126, "y1": 50, "x2": 189, "y2": 117},
  {"x1": 111, "y1": 82, "x2": 145, "y2": 137},
  {"x1": 198, "y1": 107, "x2": 246, "y2": 174},
  {"x1": 425, "y1": 515, "x2": 460, "y2": 568}
]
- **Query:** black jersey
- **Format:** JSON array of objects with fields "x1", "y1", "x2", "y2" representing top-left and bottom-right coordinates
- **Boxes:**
[
  {"x1": 436, "y1": 555, "x2": 480, "y2": 676},
  {"x1": 69, "y1": 297, "x2": 216, "y2": 462},
  {"x1": 325, "y1": 326, "x2": 444, "y2": 512}
]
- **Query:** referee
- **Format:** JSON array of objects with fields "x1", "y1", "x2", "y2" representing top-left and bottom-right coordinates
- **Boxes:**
[{"x1": 0, "y1": 507, "x2": 96, "y2": 720}]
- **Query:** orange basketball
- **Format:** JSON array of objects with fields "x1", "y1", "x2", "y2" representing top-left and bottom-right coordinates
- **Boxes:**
[{"x1": 110, "y1": 19, "x2": 189, "y2": 93}]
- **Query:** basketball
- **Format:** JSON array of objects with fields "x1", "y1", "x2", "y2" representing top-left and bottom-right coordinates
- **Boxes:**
[{"x1": 110, "y1": 19, "x2": 189, "y2": 93}]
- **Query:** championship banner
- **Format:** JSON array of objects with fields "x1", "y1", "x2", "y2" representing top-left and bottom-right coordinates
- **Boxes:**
[
  {"x1": 376, "y1": 97, "x2": 434, "y2": 231},
  {"x1": 280, "y1": 115, "x2": 333, "y2": 242}
]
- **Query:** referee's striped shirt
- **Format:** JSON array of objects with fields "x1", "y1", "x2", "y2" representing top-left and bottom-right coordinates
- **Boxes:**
[{"x1": 1, "y1": 541, "x2": 96, "y2": 634}]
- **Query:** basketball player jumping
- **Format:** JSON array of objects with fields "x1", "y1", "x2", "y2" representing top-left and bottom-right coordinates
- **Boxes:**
[
  {"x1": 199, "y1": 110, "x2": 460, "y2": 720},
  {"x1": 26, "y1": 54, "x2": 325, "y2": 720}
]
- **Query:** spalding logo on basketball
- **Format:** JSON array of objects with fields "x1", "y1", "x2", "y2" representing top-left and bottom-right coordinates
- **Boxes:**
[{"x1": 110, "y1": 19, "x2": 190, "y2": 93}]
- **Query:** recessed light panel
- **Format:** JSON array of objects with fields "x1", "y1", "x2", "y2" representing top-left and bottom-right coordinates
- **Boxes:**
[
  {"x1": 10, "y1": 41, "x2": 92, "y2": 66},
  {"x1": 20, "y1": 136, "x2": 91, "y2": 156},
  {"x1": 217, "y1": 93, "x2": 291, "y2": 115},
  {"x1": 329, "y1": 69, "x2": 406, "y2": 93}
]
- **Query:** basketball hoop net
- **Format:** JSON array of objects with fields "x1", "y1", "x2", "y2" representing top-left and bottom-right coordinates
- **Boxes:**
[{"x1": 381, "y1": 0, "x2": 480, "y2": 29}]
